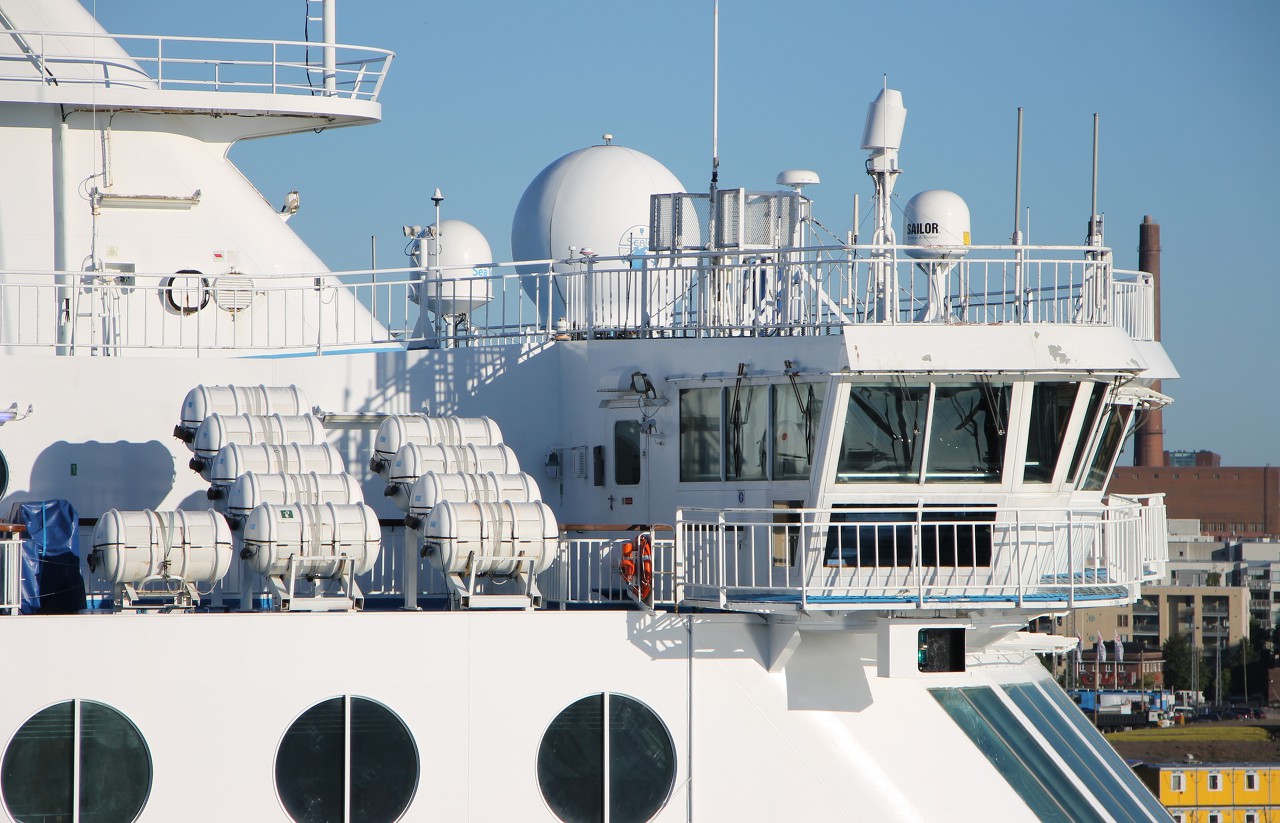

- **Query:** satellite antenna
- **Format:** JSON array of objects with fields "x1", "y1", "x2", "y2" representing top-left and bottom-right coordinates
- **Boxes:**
[{"x1": 861, "y1": 79, "x2": 906, "y2": 320}]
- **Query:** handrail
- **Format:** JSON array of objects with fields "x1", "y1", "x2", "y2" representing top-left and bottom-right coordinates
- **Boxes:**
[
  {"x1": 0, "y1": 244, "x2": 1156, "y2": 355},
  {"x1": 676, "y1": 498, "x2": 1168, "y2": 612},
  {"x1": 0, "y1": 30, "x2": 394, "y2": 101}
]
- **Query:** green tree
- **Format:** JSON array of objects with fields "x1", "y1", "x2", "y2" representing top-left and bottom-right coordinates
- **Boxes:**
[
  {"x1": 1204, "y1": 643, "x2": 1233, "y2": 705},
  {"x1": 1163, "y1": 633, "x2": 1201, "y2": 691}
]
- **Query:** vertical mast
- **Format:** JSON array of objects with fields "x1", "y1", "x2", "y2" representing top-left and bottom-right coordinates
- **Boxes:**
[
  {"x1": 323, "y1": 0, "x2": 337, "y2": 96},
  {"x1": 1087, "y1": 113, "x2": 1102, "y2": 246},
  {"x1": 1012, "y1": 107, "x2": 1023, "y2": 245},
  {"x1": 707, "y1": 0, "x2": 720, "y2": 250}
]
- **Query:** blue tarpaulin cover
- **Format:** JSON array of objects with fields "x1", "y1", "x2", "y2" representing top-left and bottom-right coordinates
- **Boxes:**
[{"x1": 13, "y1": 500, "x2": 85, "y2": 615}]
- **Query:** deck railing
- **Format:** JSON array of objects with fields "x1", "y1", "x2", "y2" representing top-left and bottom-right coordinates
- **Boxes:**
[
  {"x1": 0, "y1": 245, "x2": 1156, "y2": 355},
  {"x1": 0, "y1": 31, "x2": 393, "y2": 101},
  {"x1": 677, "y1": 496, "x2": 1167, "y2": 612},
  {"x1": 0, "y1": 537, "x2": 21, "y2": 614},
  {"x1": 537, "y1": 537, "x2": 679, "y2": 607},
  {"x1": 26, "y1": 498, "x2": 1164, "y2": 614}
]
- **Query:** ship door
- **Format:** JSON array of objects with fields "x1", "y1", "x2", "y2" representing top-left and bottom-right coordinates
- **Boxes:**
[{"x1": 612, "y1": 419, "x2": 649, "y2": 522}]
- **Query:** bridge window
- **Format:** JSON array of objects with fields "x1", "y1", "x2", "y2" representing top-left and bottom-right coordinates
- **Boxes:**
[
  {"x1": 774, "y1": 381, "x2": 825, "y2": 480},
  {"x1": 1023, "y1": 383, "x2": 1079, "y2": 483},
  {"x1": 836, "y1": 383, "x2": 1010, "y2": 484},
  {"x1": 680, "y1": 382, "x2": 825, "y2": 482},
  {"x1": 925, "y1": 384, "x2": 1010, "y2": 483},
  {"x1": 1081, "y1": 405, "x2": 1134, "y2": 491},
  {"x1": 825, "y1": 505, "x2": 993, "y2": 568},
  {"x1": 837, "y1": 385, "x2": 928, "y2": 482},
  {"x1": 726, "y1": 381, "x2": 768, "y2": 481},
  {"x1": 679, "y1": 388, "x2": 721, "y2": 481},
  {"x1": 1066, "y1": 383, "x2": 1108, "y2": 483}
]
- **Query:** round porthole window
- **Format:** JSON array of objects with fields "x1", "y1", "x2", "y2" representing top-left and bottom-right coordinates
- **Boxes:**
[
  {"x1": 275, "y1": 696, "x2": 418, "y2": 823},
  {"x1": 161, "y1": 270, "x2": 210, "y2": 315},
  {"x1": 537, "y1": 693, "x2": 676, "y2": 823},
  {"x1": 1, "y1": 699, "x2": 152, "y2": 823},
  {"x1": 0, "y1": 448, "x2": 8, "y2": 499}
]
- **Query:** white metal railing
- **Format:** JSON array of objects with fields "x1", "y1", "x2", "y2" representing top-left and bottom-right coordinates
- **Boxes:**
[
  {"x1": 677, "y1": 496, "x2": 1167, "y2": 611},
  {"x1": 0, "y1": 244, "x2": 1155, "y2": 355},
  {"x1": 538, "y1": 537, "x2": 678, "y2": 606},
  {"x1": 1, "y1": 538, "x2": 21, "y2": 614},
  {"x1": 0, "y1": 31, "x2": 393, "y2": 101},
  {"x1": 1112, "y1": 270, "x2": 1155, "y2": 341}
]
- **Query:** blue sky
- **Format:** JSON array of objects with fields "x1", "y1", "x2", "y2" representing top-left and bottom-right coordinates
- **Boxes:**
[{"x1": 91, "y1": 1, "x2": 1280, "y2": 465}]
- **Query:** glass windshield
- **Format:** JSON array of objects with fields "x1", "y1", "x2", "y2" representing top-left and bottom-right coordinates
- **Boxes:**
[
  {"x1": 926, "y1": 384, "x2": 1010, "y2": 482},
  {"x1": 679, "y1": 388, "x2": 721, "y2": 481},
  {"x1": 1082, "y1": 405, "x2": 1133, "y2": 491},
  {"x1": 1067, "y1": 383, "x2": 1107, "y2": 483},
  {"x1": 837, "y1": 385, "x2": 928, "y2": 482},
  {"x1": 773, "y1": 382, "x2": 826, "y2": 480},
  {"x1": 1023, "y1": 383, "x2": 1079, "y2": 483},
  {"x1": 726, "y1": 382, "x2": 768, "y2": 481}
]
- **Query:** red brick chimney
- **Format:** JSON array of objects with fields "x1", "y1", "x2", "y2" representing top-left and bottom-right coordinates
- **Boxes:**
[{"x1": 1133, "y1": 216, "x2": 1164, "y2": 467}]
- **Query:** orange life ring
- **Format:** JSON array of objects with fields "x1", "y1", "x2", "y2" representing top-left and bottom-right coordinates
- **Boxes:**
[
  {"x1": 638, "y1": 534, "x2": 653, "y2": 601},
  {"x1": 620, "y1": 541, "x2": 636, "y2": 584}
]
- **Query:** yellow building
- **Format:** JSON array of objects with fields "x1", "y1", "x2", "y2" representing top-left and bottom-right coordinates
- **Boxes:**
[{"x1": 1136, "y1": 763, "x2": 1280, "y2": 822}]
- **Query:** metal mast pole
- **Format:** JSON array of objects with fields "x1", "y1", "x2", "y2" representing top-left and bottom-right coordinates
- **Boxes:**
[
  {"x1": 707, "y1": 0, "x2": 720, "y2": 249},
  {"x1": 323, "y1": 0, "x2": 337, "y2": 96}
]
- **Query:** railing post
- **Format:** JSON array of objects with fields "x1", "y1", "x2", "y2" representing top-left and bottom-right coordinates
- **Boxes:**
[
  {"x1": 914, "y1": 504, "x2": 924, "y2": 607},
  {"x1": 271, "y1": 41, "x2": 277, "y2": 94},
  {"x1": 1067, "y1": 509, "x2": 1075, "y2": 608},
  {"x1": 1014, "y1": 509, "x2": 1023, "y2": 608},
  {"x1": 717, "y1": 511, "x2": 727, "y2": 610},
  {"x1": 156, "y1": 38, "x2": 163, "y2": 88},
  {"x1": 798, "y1": 509, "x2": 808, "y2": 609}
]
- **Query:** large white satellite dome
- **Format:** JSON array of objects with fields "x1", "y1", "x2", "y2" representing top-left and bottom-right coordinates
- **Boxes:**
[
  {"x1": 511, "y1": 142, "x2": 685, "y2": 327},
  {"x1": 512, "y1": 143, "x2": 684, "y2": 266}
]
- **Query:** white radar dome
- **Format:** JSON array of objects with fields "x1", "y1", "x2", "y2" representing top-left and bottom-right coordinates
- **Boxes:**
[
  {"x1": 511, "y1": 143, "x2": 685, "y2": 324},
  {"x1": 512, "y1": 144, "x2": 684, "y2": 264},
  {"x1": 414, "y1": 219, "x2": 494, "y2": 317},
  {"x1": 416, "y1": 219, "x2": 493, "y2": 272},
  {"x1": 903, "y1": 189, "x2": 971, "y2": 259}
]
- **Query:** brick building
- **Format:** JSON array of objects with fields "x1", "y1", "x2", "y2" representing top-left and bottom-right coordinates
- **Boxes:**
[{"x1": 1109, "y1": 466, "x2": 1280, "y2": 542}]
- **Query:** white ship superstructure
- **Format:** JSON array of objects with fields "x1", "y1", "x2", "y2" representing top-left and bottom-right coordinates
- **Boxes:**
[{"x1": 0, "y1": 2, "x2": 1177, "y2": 821}]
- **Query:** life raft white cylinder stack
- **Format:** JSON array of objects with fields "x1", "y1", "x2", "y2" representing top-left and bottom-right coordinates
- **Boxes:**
[
  {"x1": 421, "y1": 500, "x2": 558, "y2": 578},
  {"x1": 189, "y1": 413, "x2": 327, "y2": 470},
  {"x1": 226, "y1": 472, "x2": 364, "y2": 523},
  {"x1": 207, "y1": 442, "x2": 346, "y2": 489},
  {"x1": 385, "y1": 443, "x2": 520, "y2": 511},
  {"x1": 370, "y1": 414, "x2": 504, "y2": 475},
  {"x1": 241, "y1": 502, "x2": 381, "y2": 578},
  {"x1": 405, "y1": 471, "x2": 540, "y2": 530},
  {"x1": 90, "y1": 509, "x2": 234, "y2": 586},
  {"x1": 175, "y1": 384, "x2": 311, "y2": 442}
]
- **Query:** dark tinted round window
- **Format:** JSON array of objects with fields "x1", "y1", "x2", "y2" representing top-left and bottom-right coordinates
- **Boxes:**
[
  {"x1": 275, "y1": 696, "x2": 418, "y2": 823},
  {"x1": 1, "y1": 700, "x2": 151, "y2": 823},
  {"x1": 0, "y1": 448, "x2": 8, "y2": 498},
  {"x1": 537, "y1": 693, "x2": 676, "y2": 823}
]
